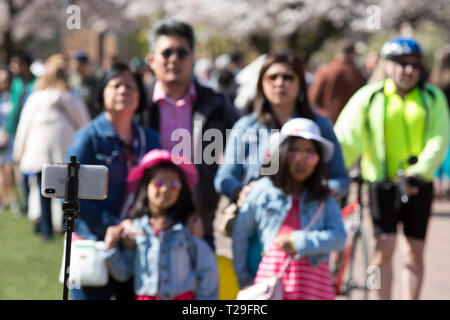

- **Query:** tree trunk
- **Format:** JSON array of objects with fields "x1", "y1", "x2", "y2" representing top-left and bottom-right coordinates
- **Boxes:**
[{"x1": 2, "y1": 28, "x2": 14, "y2": 64}]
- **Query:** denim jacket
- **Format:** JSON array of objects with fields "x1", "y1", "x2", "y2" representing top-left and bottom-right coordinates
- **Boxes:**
[
  {"x1": 104, "y1": 215, "x2": 219, "y2": 300},
  {"x1": 214, "y1": 112, "x2": 350, "y2": 200},
  {"x1": 66, "y1": 113, "x2": 160, "y2": 240},
  {"x1": 232, "y1": 177, "x2": 347, "y2": 288}
]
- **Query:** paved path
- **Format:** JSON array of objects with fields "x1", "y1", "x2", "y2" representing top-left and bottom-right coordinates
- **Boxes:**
[
  {"x1": 414, "y1": 199, "x2": 450, "y2": 300},
  {"x1": 344, "y1": 197, "x2": 450, "y2": 300},
  {"x1": 214, "y1": 195, "x2": 450, "y2": 300}
]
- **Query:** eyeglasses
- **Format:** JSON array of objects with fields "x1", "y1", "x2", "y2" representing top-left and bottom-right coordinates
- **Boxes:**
[
  {"x1": 160, "y1": 48, "x2": 190, "y2": 60},
  {"x1": 395, "y1": 60, "x2": 421, "y2": 70},
  {"x1": 288, "y1": 149, "x2": 319, "y2": 165},
  {"x1": 151, "y1": 179, "x2": 182, "y2": 191},
  {"x1": 264, "y1": 73, "x2": 297, "y2": 84}
]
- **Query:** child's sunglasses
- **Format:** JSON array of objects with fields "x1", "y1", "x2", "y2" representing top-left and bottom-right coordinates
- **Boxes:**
[
  {"x1": 288, "y1": 150, "x2": 319, "y2": 165},
  {"x1": 151, "y1": 179, "x2": 182, "y2": 191}
]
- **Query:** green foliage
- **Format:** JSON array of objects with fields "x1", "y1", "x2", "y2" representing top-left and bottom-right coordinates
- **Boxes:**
[
  {"x1": 413, "y1": 21, "x2": 450, "y2": 69},
  {"x1": 118, "y1": 28, "x2": 150, "y2": 60},
  {"x1": 0, "y1": 209, "x2": 64, "y2": 300},
  {"x1": 307, "y1": 20, "x2": 449, "y2": 72},
  {"x1": 193, "y1": 24, "x2": 245, "y2": 61}
]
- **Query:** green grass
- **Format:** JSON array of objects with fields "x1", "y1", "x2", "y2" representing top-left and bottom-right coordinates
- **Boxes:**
[{"x1": 0, "y1": 209, "x2": 64, "y2": 299}]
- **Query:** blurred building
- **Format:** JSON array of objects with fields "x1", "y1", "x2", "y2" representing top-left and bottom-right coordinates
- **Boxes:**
[{"x1": 62, "y1": 29, "x2": 118, "y2": 69}]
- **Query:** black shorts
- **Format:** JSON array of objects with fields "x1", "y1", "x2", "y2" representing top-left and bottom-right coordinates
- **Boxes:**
[{"x1": 368, "y1": 181, "x2": 434, "y2": 240}]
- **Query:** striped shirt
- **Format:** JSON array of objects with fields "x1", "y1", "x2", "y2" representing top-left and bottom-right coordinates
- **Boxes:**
[{"x1": 254, "y1": 197, "x2": 335, "y2": 300}]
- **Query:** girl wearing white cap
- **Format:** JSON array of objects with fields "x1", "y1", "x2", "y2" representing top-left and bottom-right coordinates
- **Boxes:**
[{"x1": 232, "y1": 118, "x2": 347, "y2": 300}]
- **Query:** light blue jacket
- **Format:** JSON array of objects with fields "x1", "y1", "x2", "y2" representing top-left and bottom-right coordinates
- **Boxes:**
[
  {"x1": 67, "y1": 113, "x2": 160, "y2": 240},
  {"x1": 104, "y1": 215, "x2": 219, "y2": 300},
  {"x1": 232, "y1": 177, "x2": 347, "y2": 288},
  {"x1": 214, "y1": 112, "x2": 350, "y2": 200}
]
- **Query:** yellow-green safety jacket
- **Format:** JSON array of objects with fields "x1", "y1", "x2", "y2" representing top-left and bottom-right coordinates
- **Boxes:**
[{"x1": 335, "y1": 79, "x2": 449, "y2": 182}]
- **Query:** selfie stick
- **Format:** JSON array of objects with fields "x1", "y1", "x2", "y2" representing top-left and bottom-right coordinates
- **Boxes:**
[{"x1": 62, "y1": 156, "x2": 80, "y2": 300}]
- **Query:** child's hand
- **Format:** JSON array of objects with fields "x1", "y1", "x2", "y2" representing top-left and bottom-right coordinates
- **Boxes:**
[
  {"x1": 187, "y1": 215, "x2": 204, "y2": 238},
  {"x1": 105, "y1": 225, "x2": 123, "y2": 251},
  {"x1": 274, "y1": 234, "x2": 296, "y2": 256},
  {"x1": 119, "y1": 219, "x2": 143, "y2": 248},
  {"x1": 120, "y1": 219, "x2": 145, "y2": 237}
]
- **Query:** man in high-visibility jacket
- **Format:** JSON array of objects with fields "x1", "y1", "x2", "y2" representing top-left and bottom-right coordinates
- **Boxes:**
[{"x1": 335, "y1": 38, "x2": 449, "y2": 300}]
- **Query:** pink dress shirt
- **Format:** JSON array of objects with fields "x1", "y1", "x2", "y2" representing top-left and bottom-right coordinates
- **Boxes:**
[{"x1": 153, "y1": 81, "x2": 196, "y2": 155}]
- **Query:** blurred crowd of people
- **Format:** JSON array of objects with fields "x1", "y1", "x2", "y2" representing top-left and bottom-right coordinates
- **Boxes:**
[{"x1": 0, "y1": 17, "x2": 449, "y2": 301}]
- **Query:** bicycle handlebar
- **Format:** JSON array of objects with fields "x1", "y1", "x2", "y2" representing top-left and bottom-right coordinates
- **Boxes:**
[
  {"x1": 396, "y1": 156, "x2": 419, "y2": 204},
  {"x1": 349, "y1": 170, "x2": 366, "y2": 185}
]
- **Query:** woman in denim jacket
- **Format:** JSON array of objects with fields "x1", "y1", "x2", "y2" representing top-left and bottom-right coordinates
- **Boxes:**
[
  {"x1": 232, "y1": 118, "x2": 347, "y2": 299},
  {"x1": 104, "y1": 149, "x2": 218, "y2": 300},
  {"x1": 67, "y1": 62, "x2": 160, "y2": 300},
  {"x1": 215, "y1": 50, "x2": 349, "y2": 275}
]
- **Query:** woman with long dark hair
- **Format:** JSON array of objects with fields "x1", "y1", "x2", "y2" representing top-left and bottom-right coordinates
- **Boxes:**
[{"x1": 214, "y1": 49, "x2": 349, "y2": 276}]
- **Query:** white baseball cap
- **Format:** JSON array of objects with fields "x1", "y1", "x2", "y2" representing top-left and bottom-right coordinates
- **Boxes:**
[{"x1": 264, "y1": 118, "x2": 335, "y2": 164}]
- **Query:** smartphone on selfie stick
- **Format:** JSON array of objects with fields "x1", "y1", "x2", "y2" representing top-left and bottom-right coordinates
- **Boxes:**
[{"x1": 41, "y1": 156, "x2": 108, "y2": 300}]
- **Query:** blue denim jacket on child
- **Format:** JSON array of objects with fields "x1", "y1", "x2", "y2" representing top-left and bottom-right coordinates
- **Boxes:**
[
  {"x1": 214, "y1": 112, "x2": 350, "y2": 200},
  {"x1": 105, "y1": 215, "x2": 219, "y2": 300},
  {"x1": 66, "y1": 113, "x2": 160, "y2": 240},
  {"x1": 232, "y1": 177, "x2": 347, "y2": 288}
]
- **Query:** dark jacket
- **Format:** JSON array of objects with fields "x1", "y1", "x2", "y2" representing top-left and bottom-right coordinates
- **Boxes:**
[
  {"x1": 135, "y1": 80, "x2": 240, "y2": 234},
  {"x1": 308, "y1": 58, "x2": 366, "y2": 123}
]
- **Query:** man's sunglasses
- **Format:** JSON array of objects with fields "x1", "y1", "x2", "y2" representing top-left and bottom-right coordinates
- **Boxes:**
[
  {"x1": 160, "y1": 48, "x2": 190, "y2": 60},
  {"x1": 395, "y1": 60, "x2": 421, "y2": 70}
]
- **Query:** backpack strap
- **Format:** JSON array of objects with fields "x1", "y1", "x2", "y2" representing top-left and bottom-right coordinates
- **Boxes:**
[
  {"x1": 290, "y1": 200, "x2": 325, "y2": 262},
  {"x1": 303, "y1": 200, "x2": 325, "y2": 232},
  {"x1": 364, "y1": 83, "x2": 385, "y2": 136},
  {"x1": 279, "y1": 200, "x2": 325, "y2": 266},
  {"x1": 364, "y1": 82, "x2": 388, "y2": 179}
]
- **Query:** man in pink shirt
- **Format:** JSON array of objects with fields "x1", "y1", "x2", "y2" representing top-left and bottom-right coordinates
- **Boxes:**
[
  {"x1": 136, "y1": 18, "x2": 240, "y2": 249},
  {"x1": 152, "y1": 80, "x2": 195, "y2": 153}
]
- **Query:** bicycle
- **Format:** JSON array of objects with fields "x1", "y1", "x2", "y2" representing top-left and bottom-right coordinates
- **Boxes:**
[
  {"x1": 330, "y1": 170, "x2": 370, "y2": 300},
  {"x1": 330, "y1": 156, "x2": 419, "y2": 300}
]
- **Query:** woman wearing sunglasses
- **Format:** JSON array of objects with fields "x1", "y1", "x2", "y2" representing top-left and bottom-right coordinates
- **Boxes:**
[{"x1": 214, "y1": 49, "x2": 349, "y2": 277}]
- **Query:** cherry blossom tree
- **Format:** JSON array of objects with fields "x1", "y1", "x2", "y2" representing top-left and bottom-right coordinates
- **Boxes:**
[
  {"x1": 0, "y1": 0, "x2": 136, "y2": 63},
  {"x1": 1, "y1": 0, "x2": 448, "y2": 63},
  {"x1": 123, "y1": 0, "x2": 449, "y2": 57}
]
